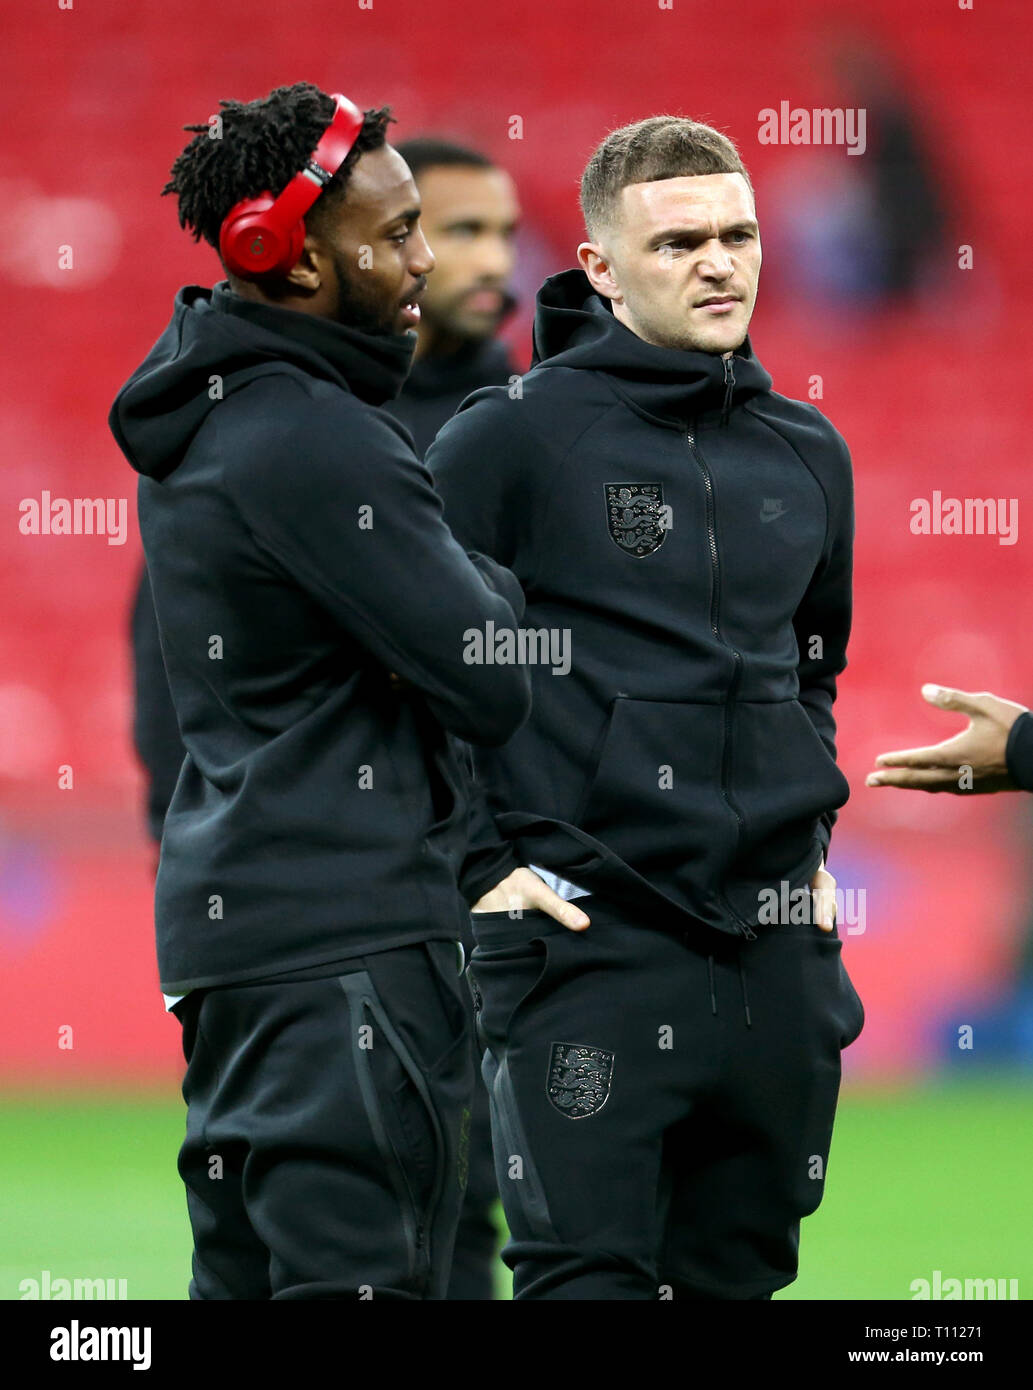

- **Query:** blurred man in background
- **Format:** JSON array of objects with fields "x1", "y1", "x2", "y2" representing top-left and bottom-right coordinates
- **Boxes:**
[{"x1": 384, "y1": 138, "x2": 520, "y2": 454}]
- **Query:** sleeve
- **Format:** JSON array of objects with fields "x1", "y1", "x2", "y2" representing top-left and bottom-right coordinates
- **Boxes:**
[
  {"x1": 428, "y1": 389, "x2": 536, "y2": 900},
  {"x1": 454, "y1": 741, "x2": 523, "y2": 905},
  {"x1": 221, "y1": 380, "x2": 531, "y2": 748},
  {"x1": 130, "y1": 561, "x2": 186, "y2": 843},
  {"x1": 1006, "y1": 712, "x2": 1033, "y2": 791},
  {"x1": 792, "y1": 426, "x2": 854, "y2": 859},
  {"x1": 425, "y1": 386, "x2": 531, "y2": 572}
]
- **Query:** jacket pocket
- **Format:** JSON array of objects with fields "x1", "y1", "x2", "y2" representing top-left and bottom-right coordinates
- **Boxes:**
[
  {"x1": 573, "y1": 696, "x2": 738, "y2": 899},
  {"x1": 727, "y1": 699, "x2": 850, "y2": 885}
]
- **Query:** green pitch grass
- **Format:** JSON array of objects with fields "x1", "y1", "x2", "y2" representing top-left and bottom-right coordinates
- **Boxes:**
[{"x1": 1, "y1": 1077, "x2": 1030, "y2": 1300}]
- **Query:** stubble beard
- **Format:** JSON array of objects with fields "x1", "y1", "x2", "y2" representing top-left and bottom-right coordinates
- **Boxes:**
[{"x1": 331, "y1": 250, "x2": 401, "y2": 336}]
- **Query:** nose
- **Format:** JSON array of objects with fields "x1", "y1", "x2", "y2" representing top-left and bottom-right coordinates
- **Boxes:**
[
  {"x1": 409, "y1": 226, "x2": 435, "y2": 277},
  {"x1": 474, "y1": 234, "x2": 516, "y2": 281},
  {"x1": 697, "y1": 239, "x2": 735, "y2": 281}
]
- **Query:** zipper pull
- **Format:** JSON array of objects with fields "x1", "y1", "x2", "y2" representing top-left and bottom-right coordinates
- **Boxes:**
[{"x1": 720, "y1": 356, "x2": 735, "y2": 425}]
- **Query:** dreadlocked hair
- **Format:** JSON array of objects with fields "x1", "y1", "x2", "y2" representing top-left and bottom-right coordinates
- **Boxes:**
[{"x1": 162, "y1": 81, "x2": 394, "y2": 250}]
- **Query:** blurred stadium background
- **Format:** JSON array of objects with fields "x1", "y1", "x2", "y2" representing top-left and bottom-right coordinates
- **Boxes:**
[{"x1": 2, "y1": 0, "x2": 1031, "y2": 1300}]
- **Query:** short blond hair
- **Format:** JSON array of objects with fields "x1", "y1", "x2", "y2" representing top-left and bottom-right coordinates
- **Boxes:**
[{"x1": 580, "y1": 115, "x2": 753, "y2": 239}]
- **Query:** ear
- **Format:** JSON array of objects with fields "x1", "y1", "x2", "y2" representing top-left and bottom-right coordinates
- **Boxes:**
[
  {"x1": 283, "y1": 234, "x2": 326, "y2": 294},
  {"x1": 577, "y1": 240, "x2": 623, "y2": 305}
]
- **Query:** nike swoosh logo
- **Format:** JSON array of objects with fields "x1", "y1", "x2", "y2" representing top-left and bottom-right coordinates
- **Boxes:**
[{"x1": 760, "y1": 509, "x2": 787, "y2": 522}]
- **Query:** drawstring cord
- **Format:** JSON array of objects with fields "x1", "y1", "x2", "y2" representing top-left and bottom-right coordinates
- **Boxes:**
[
  {"x1": 737, "y1": 952, "x2": 752, "y2": 1029},
  {"x1": 707, "y1": 954, "x2": 717, "y2": 1015},
  {"x1": 705, "y1": 947, "x2": 753, "y2": 1027}
]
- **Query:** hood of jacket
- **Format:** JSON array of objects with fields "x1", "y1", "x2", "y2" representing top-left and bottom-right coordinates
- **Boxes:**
[
  {"x1": 402, "y1": 335, "x2": 517, "y2": 400},
  {"x1": 110, "y1": 282, "x2": 416, "y2": 481},
  {"x1": 529, "y1": 267, "x2": 772, "y2": 426}
]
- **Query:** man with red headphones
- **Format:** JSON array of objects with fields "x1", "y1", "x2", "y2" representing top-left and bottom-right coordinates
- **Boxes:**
[{"x1": 109, "y1": 82, "x2": 532, "y2": 1300}]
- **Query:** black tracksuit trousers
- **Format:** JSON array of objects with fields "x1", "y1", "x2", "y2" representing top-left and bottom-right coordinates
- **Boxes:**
[
  {"x1": 445, "y1": 923, "x2": 503, "y2": 1299},
  {"x1": 172, "y1": 939, "x2": 473, "y2": 1300},
  {"x1": 466, "y1": 897, "x2": 866, "y2": 1300}
]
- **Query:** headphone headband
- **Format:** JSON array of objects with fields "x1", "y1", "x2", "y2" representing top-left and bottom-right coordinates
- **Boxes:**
[{"x1": 219, "y1": 93, "x2": 366, "y2": 280}]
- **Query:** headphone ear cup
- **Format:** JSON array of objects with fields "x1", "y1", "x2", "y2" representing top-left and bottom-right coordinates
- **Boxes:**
[
  {"x1": 278, "y1": 218, "x2": 307, "y2": 276},
  {"x1": 220, "y1": 195, "x2": 302, "y2": 280},
  {"x1": 215, "y1": 95, "x2": 360, "y2": 283}
]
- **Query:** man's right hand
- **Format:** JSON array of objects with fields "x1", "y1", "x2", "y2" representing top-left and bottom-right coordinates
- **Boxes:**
[
  {"x1": 866, "y1": 684, "x2": 1027, "y2": 793},
  {"x1": 471, "y1": 866, "x2": 590, "y2": 931}
]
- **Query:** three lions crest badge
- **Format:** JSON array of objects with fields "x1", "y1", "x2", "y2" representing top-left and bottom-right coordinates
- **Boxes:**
[
  {"x1": 546, "y1": 1042, "x2": 615, "y2": 1119},
  {"x1": 605, "y1": 482, "x2": 667, "y2": 557}
]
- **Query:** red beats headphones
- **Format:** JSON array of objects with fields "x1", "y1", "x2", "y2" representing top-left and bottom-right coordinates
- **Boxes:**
[{"x1": 218, "y1": 93, "x2": 365, "y2": 280}]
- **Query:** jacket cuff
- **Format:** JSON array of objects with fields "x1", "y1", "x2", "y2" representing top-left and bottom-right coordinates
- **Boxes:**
[
  {"x1": 1006, "y1": 711, "x2": 1033, "y2": 791},
  {"x1": 467, "y1": 552, "x2": 526, "y2": 623},
  {"x1": 459, "y1": 842, "x2": 524, "y2": 907}
]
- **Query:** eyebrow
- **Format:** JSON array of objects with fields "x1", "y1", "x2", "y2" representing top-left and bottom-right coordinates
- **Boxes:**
[
  {"x1": 438, "y1": 215, "x2": 520, "y2": 231},
  {"x1": 648, "y1": 219, "x2": 759, "y2": 247},
  {"x1": 380, "y1": 205, "x2": 421, "y2": 230}
]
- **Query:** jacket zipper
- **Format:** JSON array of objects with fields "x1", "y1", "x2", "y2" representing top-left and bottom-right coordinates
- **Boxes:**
[
  {"x1": 720, "y1": 354, "x2": 735, "y2": 424},
  {"x1": 686, "y1": 422, "x2": 756, "y2": 940}
]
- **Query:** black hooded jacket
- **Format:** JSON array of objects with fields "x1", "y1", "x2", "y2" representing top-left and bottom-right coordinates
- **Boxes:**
[
  {"x1": 428, "y1": 269, "x2": 854, "y2": 938},
  {"x1": 110, "y1": 283, "x2": 531, "y2": 992},
  {"x1": 128, "y1": 335, "x2": 521, "y2": 846}
]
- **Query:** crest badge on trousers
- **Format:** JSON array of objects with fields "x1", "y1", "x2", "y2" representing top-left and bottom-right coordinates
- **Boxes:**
[{"x1": 546, "y1": 1042, "x2": 615, "y2": 1118}]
